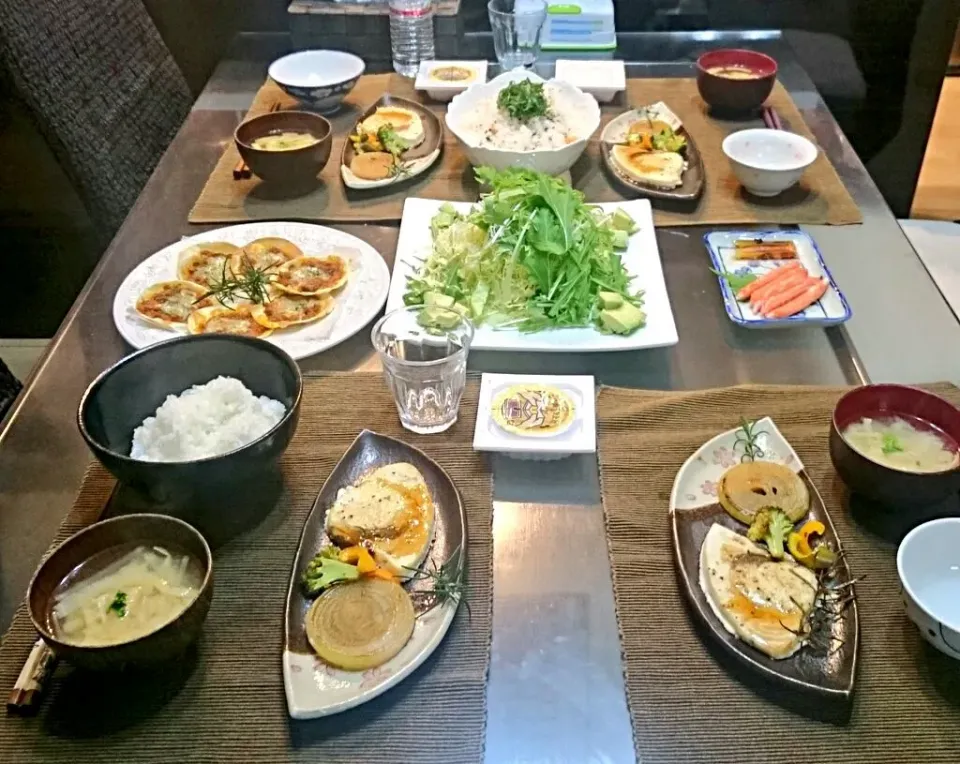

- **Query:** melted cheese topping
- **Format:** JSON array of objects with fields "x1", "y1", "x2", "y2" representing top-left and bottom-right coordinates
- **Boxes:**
[
  {"x1": 276, "y1": 256, "x2": 347, "y2": 295},
  {"x1": 136, "y1": 282, "x2": 208, "y2": 324}
]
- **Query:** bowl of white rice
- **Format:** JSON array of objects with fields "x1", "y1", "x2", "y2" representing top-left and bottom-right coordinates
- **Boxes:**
[
  {"x1": 445, "y1": 69, "x2": 600, "y2": 176},
  {"x1": 79, "y1": 335, "x2": 302, "y2": 506}
]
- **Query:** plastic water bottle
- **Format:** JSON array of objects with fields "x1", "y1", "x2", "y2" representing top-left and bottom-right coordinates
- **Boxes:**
[{"x1": 389, "y1": 0, "x2": 435, "y2": 78}]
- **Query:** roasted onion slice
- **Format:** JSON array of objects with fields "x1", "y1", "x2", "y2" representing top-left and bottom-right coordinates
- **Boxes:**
[
  {"x1": 717, "y1": 461, "x2": 809, "y2": 525},
  {"x1": 305, "y1": 579, "x2": 415, "y2": 671}
]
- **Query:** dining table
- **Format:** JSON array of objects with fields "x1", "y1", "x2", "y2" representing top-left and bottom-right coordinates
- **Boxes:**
[{"x1": 2, "y1": 29, "x2": 960, "y2": 764}]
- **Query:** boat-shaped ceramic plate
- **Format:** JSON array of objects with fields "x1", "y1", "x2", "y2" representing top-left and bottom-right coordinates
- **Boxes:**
[
  {"x1": 704, "y1": 230, "x2": 852, "y2": 329},
  {"x1": 669, "y1": 417, "x2": 860, "y2": 701},
  {"x1": 340, "y1": 95, "x2": 442, "y2": 190},
  {"x1": 600, "y1": 104, "x2": 704, "y2": 201},
  {"x1": 283, "y1": 430, "x2": 465, "y2": 719}
]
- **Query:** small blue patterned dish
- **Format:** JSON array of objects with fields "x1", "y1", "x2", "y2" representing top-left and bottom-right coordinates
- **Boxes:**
[
  {"x1": 269, "y1": 50, "x2": 365, "y2": 113},
  {"x1": 704, "y1": 229, "x2": 852, "y2": 329}
]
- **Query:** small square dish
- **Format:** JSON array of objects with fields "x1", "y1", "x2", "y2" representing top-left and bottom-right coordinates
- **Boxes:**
[
  {"x1": 415, "y1": 60, "x2": 488, "y2": 101},
  {"x1": 473, "y1": 374, "x2": 596, "y2": 460},
  {"x1": 555, "y1": 59, "x2": 625, "y2": 103},
  {"x1": 704, "y1": 229, "x2": 852, "y2": 329}
]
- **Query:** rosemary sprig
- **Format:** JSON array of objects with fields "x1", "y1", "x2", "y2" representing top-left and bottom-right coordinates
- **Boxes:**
[
  {"x1": 197, "y1": 256, "x2": 276, "y2": 307},
  {"x1": 406, "y1": 545, "x2": 468, "y2": 618},
  {"x1": 733, "y1": 416, "x2": 769, "y2": 462}
]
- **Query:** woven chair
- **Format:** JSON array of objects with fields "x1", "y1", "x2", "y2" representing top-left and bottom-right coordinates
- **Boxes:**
[{"x1": 0, "y1": 0, "x2": 192, "y2": 234}]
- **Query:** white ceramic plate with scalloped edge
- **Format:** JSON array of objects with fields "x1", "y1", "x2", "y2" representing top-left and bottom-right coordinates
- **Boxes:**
[{"x1": 112, "y1": 222, "x2": 390, "y2": 361}]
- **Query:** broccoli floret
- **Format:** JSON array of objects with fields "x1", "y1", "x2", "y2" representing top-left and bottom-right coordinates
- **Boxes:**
[
  {"x1": 301, "y1": 550, "x2": 359, "y2": 596},
  {"x1": 746, "y1": 509, "x2": 772, "y2": 543},
  {"x1": 764, "y1": 510, "x2": 794, "y2": 560}
]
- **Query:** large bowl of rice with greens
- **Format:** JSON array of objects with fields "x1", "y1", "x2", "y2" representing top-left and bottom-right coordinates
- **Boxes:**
[
  {"x1": 445, "y1": 69, "x2": 600, "y2": 176},
  {"x1": 79, "y1": 335, "x2": 302, "y2": 506}
]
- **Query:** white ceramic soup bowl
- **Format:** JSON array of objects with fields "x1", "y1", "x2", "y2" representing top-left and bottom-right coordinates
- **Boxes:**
[
  {"x1": 722, "y1": 128, "x2": 818, "y2": 197},
  {"x1": 897, "y1": 517, "x2": 960, "y2": 660},
  {"x1": 445, "y1": 69, "x2": 600, "y2": 176},
  {"x1": 268, "y1": 50, "x2": 365, "y2": 113}
]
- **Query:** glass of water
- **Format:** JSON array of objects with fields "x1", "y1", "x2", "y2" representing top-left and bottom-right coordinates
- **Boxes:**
[
  {"x1": 488, "y1": 0, "x2": 548, "y2": 70},
  {"x1": 371, "y1": 306, "x2": 474, "y2": 435}
]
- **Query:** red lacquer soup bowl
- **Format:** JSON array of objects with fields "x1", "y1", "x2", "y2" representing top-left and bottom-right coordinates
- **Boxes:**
[{"x1": 830, "y1": 384, "x2": 960, "y2": 509}]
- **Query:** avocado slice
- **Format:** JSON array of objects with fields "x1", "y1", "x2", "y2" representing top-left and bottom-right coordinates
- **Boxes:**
[
  {"x1": 600, "y1": 302, "x2": 646, "y2": 335},
  {"x1": 424, "y1": 291, "x2": 455, "y2": 309},
  {"x1": 598, "y1": 291, "x2": 624, "y2": 310},
  {"x1": 611, "y1": 208, "x2": 639, "y2": 233},
  {"x1": 611, "y1": 229, "x2": 629, "y2": 250},
  {"x1": 418, "y1": 306, "x2": 462, "y2": 330}
]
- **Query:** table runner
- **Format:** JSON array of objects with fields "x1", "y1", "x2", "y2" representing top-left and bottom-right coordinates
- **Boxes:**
[
  {"x1": 597, "y1": 384, "x2": 960, "y2": 763},
  {"x1": 189, "y1": 74, "x2": 860, "y2": 227},
  {"x1": 0, "y1": 373, "x2": 492, "y2": 764}
]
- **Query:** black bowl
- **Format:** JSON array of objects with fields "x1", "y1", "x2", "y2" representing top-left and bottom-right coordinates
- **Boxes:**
[
  {"x1": 830, "y1": 384, "x2": 960, "y2": 509},
  {"x1": 695, "y1": 49, "x2": 777, "y2": 114},
  {"x1": 29, "y1": 514, "x2": 213, "y2": 671},
  {"x1": 79, "y1": 335, "x2": 302, "y2": 506}
]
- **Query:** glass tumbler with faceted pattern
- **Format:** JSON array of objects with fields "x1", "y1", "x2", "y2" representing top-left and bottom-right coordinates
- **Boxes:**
[{"x1": 372, "y1": 306, "x2": 474, "y2": 434}]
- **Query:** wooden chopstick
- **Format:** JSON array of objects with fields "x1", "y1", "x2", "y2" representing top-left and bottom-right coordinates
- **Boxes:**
[
  {"x1": 233, "y1": 101, "x2": 282, "y2": 180},
  {"x1": 762, "y1": 105, "x2": 784, "y2": 131}
]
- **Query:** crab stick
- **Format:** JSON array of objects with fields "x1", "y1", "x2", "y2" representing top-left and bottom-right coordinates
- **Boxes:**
[
  {"x1": 766, "y1": 279, "x2": 829, "y2": 319},
  {"x1": 736, "y1": 261, "x2": 803, "y2": 301},
  {"x1": 759, "y1": 277, "x2": 820, "y2": 315},
  {"x1": 751, "y1": 270, "x2": 808, "y2": 311}
]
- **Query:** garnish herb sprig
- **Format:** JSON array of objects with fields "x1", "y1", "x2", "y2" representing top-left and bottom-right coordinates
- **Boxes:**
[
  {"x1": 733, "y1": 417, "x2": 769, "y2": 462},
  {"x1": 198, "y1": 257, "x2": 276, "y2": 307},
  {"x1": 406, "y1": 545, "x2": 469, "y2": 618},
  {"x1": 107, "y1": 591, "x2": 127, "y2": 618},
  {"x1": 497, "y1": 80, "x2": 550, "y2": 122}
]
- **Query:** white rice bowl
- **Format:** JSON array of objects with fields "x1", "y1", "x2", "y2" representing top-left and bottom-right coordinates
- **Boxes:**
[
  {"x1": 131, "y1": 376, "x2": 286, "y2": 462},
  {"x1": 445, "y1": 70, "x2": 600, "y2": 176}
]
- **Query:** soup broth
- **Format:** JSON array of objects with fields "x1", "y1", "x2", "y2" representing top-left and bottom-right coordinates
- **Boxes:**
[
  {"x1": 707, "y1": 65, "x2": 762, "y2": 80},
  {"x1": 51, "y1": 545, "x2": 203, "y2": 647},
  {"x1": 842, "y1": 415, "x2": 960, "y2": 473},
  {"x1": 251, "y1": 131, "x2": 320, "y2": 152}
]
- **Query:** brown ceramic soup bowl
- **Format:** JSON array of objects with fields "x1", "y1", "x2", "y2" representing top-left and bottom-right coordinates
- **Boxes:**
[
  {"x1": 696, "y1": 49, "x2": 777, "y2": 113},
  {"x1": 235, "y1": 110, "x2": 332, "y2": 183},
  {"x1": 830, "y1": 384, "x2": 960, "y2": 509},
  {"x1": 28, "y1": 514, "x2": 213, "y2": 671}
]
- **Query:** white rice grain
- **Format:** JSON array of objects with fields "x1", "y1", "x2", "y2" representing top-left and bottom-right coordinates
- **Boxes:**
[{"x1": 130, "y1": 376, "x2": 285, "y2": 462}]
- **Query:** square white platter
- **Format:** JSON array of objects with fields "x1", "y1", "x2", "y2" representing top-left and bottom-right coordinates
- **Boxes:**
[
  {"x1": 387, "y1": 198, "x2": 679, "y2": 352},
  {"x1": 704, "y1": 229, "x2": 852, "y2": 329},
  {"x1": 473, "y1": 374, "x2": 596, "y2": 457}
]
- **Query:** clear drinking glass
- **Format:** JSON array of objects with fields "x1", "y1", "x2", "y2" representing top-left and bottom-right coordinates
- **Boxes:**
[
  {"x1": 488, "y1": 0, "x2": 548, "y2": 70},
  {"x1": 371, "y1": 306, "x2": 474, "y2": 434}
]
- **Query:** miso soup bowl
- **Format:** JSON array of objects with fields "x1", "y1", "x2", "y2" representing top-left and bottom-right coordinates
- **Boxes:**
[
  {"x1": 829, "y1": 384, "x2": 960, "y2": 509},
  {"x1": 28, "y1": 514, "x2": 213, "y2": 671}
]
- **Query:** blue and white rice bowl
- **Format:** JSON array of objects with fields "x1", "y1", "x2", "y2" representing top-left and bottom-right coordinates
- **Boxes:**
[{"x1": 268, "y1": 50, "x2": 365, "y2": 113}]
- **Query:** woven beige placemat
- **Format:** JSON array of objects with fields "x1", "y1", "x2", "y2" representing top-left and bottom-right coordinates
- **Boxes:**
[
  {"x1": 190, "y1": 75, "x2": 860, "y2": 227},
  {"x1": 578, "y1": 80, "x2": 862, "y2": 226},
  {"x1": 188, "y1": 74, "x2": 481, "y2": 225},
  {"x1": 0, "y1": 373, "x2": 491, "y2": 764},
  {"x1": 597, "y1": 383, "x2": 960, "y2": 764}
]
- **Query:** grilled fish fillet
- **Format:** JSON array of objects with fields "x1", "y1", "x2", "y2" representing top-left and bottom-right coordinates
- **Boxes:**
[{"x1": 698, "y1": 524, "x2": 817, "y2": 659}]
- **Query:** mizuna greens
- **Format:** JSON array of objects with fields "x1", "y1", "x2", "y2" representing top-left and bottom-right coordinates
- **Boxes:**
[{"x1": 403, "y1": 167, "x2": 645, "y2": 334}]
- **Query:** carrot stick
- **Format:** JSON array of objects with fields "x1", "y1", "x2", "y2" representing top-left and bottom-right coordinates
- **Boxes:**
[
  {"x1": 760, "y1": 277, "x2": 820, "y2": 315},
  {"x1": 751, "y1": 270, "x2": 808, "y2": 310},
  {"x1": 767, "y1": 279, "x2": 829, "y2": 318},
  {"x1": 736, "y1": 261, "x2": 802, "y2": 301}
]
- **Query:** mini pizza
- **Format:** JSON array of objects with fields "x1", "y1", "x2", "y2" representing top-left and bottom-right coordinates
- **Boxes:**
[
  {"x1": 187, "y1": 304, "x2": 272, "y2": 338},
  {"x1": 233, "y1": 237, "x2": 303, "y2": 276},
  {"x1": 177, "y1": 242, "x2": 242, "y2": 289},
  {"x1": 251, "y1": 293, "x2": 335, "y2": 330},
  {"x1": 135, "y1": 281, "x2": 211, "y2": 328},
  {"x1": 274, "y1": 255, "x2": 349, "y2": 296}
]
